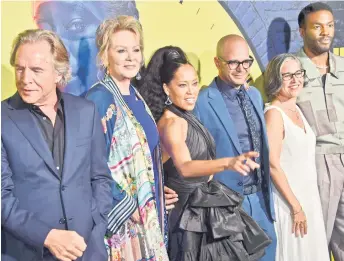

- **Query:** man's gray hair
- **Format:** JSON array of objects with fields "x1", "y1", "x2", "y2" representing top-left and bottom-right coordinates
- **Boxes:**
[{"x1": 10, "y1": 29, "x2": 71, "y2": 88}]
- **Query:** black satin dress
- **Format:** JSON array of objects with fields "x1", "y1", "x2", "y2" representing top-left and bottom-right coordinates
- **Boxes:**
[{"x1": 164, "y1": 105, "x2": 271, "y2": 261}]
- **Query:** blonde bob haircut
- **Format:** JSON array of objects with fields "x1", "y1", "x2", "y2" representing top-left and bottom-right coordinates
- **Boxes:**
[
  {"x1": 96, "y1": 15, "x2": 143, "y2": 69},
  {"x1": 10, "y1": 29, "x2": 71, "y2": 88}
]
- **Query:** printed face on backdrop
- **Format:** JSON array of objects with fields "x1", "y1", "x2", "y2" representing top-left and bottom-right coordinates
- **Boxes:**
[{"x1": 34, "y1": 1, "x2": 139, "y2": 95}]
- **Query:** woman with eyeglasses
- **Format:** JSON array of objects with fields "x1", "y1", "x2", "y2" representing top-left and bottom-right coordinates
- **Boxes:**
[
  {"x1": 139, "y1": 46, "x2": 273, "y2": 261},
  {"x1": 264, "y1": 53, "x2": 329, "y2": 261}
]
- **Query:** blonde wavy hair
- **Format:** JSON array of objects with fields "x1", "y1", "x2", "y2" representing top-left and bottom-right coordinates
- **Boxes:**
[
  {"x1": 10, "y1": 29, "x2": 71, "y2": 88},
  {"x1": 96, "y1": 15, "x2": 143, "y2": 69}
]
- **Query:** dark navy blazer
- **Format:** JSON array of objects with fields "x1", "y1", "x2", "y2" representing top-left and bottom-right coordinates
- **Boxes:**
[{"x1": 1, "y1": 92, "x2": 113, "y2": 261}]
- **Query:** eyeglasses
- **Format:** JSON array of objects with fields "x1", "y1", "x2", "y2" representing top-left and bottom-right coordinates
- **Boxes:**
[
  {"x1": 281, "y1": 69, "x2": 306, "y2": 81},
  {"x1": 217, "y1": 56, "x2": 254, "y2": 70}
]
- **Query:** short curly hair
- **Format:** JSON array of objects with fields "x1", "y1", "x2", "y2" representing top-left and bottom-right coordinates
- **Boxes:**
[{"x1": 298, "y1": 2, "x2": 333, "y2": 28}]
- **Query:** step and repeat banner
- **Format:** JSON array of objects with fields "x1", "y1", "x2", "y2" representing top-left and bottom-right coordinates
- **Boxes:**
[{"x1": 2, "y1": 1, "x2": 344, "y2": 100}]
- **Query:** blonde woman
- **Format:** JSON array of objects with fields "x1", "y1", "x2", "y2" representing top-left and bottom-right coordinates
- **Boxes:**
[{"x1": 86, "y1": 16, "x2": 171, "y2": 261}]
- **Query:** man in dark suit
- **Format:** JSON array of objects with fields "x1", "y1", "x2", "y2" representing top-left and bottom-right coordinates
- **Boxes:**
[
  {"x1": 194, "y1": 35, "x2": 276, "y2": 261},
  {"x1": 1, "y1": 29, "x2": 113, "y2": 261}
]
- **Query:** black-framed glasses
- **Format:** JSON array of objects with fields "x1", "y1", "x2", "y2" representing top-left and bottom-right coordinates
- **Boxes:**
[
  {"x1": 281, "y1": 69, "x2": 306, "y2": 81},
  {"x1": 218, "y1": 56, "x2": 254, "y2": 70}
]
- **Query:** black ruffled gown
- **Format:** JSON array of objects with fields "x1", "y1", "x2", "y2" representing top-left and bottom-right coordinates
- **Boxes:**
[{"x1": 164, "y1": 105, "x2": 271, "y2": 261}]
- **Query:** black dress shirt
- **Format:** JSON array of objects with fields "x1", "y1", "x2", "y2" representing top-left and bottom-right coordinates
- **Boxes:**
[{"x1": 26, "y1": 91, "x2": 65, "y2": 176}]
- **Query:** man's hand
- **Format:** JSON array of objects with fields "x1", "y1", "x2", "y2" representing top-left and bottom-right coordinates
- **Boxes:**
[
  {"x1": 44, "y1": 229, "x2": 87, "y2": 261},
  {"x1": 164, "y1": 186, "x2": 178, "y2": 212}
]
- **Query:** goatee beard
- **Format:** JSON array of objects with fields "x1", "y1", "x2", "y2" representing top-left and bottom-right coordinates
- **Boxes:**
[{"x1": 307, "y1": 37, "x2": 333, "y2": 56}]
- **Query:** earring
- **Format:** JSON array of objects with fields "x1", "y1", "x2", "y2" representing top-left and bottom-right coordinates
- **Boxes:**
[
  {"x1": 165, "y1": 96, "x2": 172, "y2": 105},
  {"x1": 135, "y1": 71, "x2": 142, "y2": 81}
]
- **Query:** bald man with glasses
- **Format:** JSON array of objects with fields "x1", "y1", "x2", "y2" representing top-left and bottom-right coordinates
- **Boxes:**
[{"x1": 194, "y1": 34, "x2": 276, "y2": 261}]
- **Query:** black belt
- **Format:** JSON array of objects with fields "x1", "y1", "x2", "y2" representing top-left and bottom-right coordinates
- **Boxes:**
[{"x1": 243, "y1": 183, "x2": 262, "y2": 195}]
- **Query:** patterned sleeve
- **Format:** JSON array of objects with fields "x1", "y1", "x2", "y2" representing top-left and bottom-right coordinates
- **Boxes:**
[
  {"x1": 86, "y1": 84, "x2": 137, "y2": 234},
  {"x1": 86, "y1": 84, "x2": 117, "y2": 158}
]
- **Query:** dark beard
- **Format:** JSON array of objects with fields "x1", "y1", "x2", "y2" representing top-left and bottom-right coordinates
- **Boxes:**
[{"x1": 305, "y1": 37, "x2": 333, "y2": 56}]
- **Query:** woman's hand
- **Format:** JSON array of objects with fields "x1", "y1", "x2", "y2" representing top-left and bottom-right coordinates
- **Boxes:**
[
  {"x1": 130, "y1": 209, "x2": 141, "y2": 224},
  {"x1": 164, "y1": 186, "x2": 178, "y2": 212},
  {"x1": 292, "y1": 206, "x2": 307, "y2": 238},
  {"x1": 226, "y1": 151, "x2": 260, "y2": 176}
]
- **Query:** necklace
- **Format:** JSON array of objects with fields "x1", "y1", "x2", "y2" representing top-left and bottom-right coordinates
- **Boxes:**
[
  {"x1": 286, "y1": 107, "x2": 300, "y2": 120},
  {"x1": 276, "y1": 98, "x2": 301, "y2": 120},
  {"x1": 286, "y1": 108, "x2": 297, "y2": 113}
]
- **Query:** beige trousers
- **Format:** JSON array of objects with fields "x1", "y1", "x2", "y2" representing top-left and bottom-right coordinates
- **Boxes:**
[{"x1": 316, "y1": 154, "x2": 344, "y2": 261}]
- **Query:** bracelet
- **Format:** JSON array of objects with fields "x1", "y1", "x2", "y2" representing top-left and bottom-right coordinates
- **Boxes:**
[{"x1": 291, "y1": 207, "x2": 302, "y2": 216}]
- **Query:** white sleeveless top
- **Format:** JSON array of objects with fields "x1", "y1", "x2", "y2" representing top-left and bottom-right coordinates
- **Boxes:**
[{"x1": 264, "y1": 104, "x2": 329, "y2": 261}]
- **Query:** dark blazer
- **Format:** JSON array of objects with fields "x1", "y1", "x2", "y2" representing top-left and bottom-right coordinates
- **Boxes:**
[
  {"x1": 194, "y1": 79, "x2": 275, "y2": 221},
  {"x1": 1, "y1": 92, "x2": 113, "y2": 261}
]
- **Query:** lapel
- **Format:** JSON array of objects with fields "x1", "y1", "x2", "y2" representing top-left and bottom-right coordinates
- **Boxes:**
[
  {"x1": 208, "y1": 80, "x2": 242, "y2": 154},
  {"x1": 6, "y1": 93, "x2": 59, "y2": 178},
  {"x1": 296, "y1": 48, "x2": 322, "y2": 80},
  {"x1": 246, "y1": 89, "x2": 271, "y2": 183},
  {"x1": 60, "y1": 93, "x2": 79, "y2": 179}
]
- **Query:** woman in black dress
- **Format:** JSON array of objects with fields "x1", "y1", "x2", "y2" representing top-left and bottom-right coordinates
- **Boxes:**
[{"x1": 138, "y1": 46, "x2": 271, "y2": 261}]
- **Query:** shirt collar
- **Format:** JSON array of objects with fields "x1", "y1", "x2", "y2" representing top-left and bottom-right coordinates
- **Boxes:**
[
  {"x1": 55, "y1": 89, "x2": 64, "y2": 112},
  {"x1": 297, "y1": 47, "x2": 339, "y2": 79},
  {"x1": 216, "y1": 76, "x2": 244, "y2": 100},
  {"x1": 18, "y1": 89, "x2": 64, "y2": 112},
  {"x1": 103, "y1": 72, "x2": 136, "y2": 91}
]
